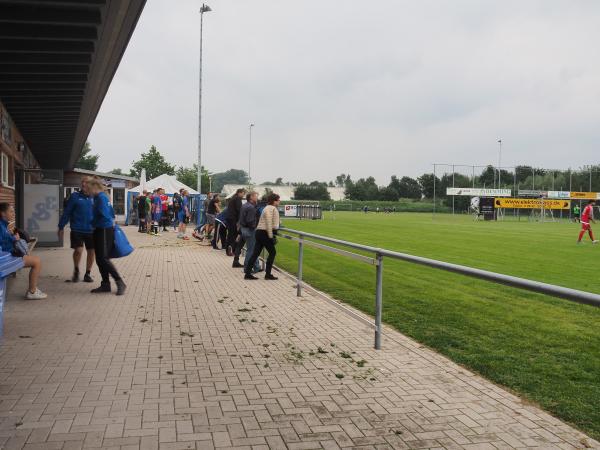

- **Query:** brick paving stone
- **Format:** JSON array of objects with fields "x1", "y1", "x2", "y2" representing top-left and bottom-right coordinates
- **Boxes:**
[{"x1": 0, "y1": 229, "x2": 598, "y2": 449}]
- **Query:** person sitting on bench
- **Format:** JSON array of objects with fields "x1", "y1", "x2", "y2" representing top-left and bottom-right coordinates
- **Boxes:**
[{"x1": 0, "y1": 203, "x2": 47, "y2": 300}]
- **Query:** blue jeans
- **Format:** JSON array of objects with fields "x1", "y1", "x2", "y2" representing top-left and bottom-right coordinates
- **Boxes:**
[{"x1": 241, "y1": 227, "x2": 260, "y2": 272}]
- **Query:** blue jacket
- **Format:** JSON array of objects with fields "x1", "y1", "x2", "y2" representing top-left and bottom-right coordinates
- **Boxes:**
[
  {"x1": 58, "y1": 191, "x2": 94, "y2": 233},
  {"x1": 0, "y1": 219, "x2": 16, "y2": 253},
  {"x1": 93, "y1": 192, "x2": 115, "y2": 229},
  {"x1": 216, "y1": 209, "x2": 229, "y2": 225}
]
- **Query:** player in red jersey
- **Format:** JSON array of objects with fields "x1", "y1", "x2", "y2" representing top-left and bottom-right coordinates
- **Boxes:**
[{"x1": 577, "y1": 199, "x2": 598, "y2": 244}]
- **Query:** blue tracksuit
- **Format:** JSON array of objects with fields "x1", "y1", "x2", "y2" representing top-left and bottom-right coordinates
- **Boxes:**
[
  {"x1": 0, "y1": 219, "x2": 16, "y2": 253},
  {"x1": 93, "y1": 192, "x2": 115, "y2": 229},
  {"x1": 58, "y1": 191, "x2": 94, "y2": 233}
]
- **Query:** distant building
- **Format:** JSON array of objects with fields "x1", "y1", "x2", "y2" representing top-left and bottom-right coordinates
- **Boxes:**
[
  {"x1": 64, "y1": 168, "x2": 138, "y2": 222},
  {"x1": 222, "y1": 184, "x2": 346, "y2": 201}
]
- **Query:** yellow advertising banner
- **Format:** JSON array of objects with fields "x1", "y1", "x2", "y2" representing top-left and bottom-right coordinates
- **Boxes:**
[
  {"x1": 495, "y1": 198, "x2": 571, "y2": 210},
  {"x1": 570, "y1": 192, "x2": 598, "y2": 199}
]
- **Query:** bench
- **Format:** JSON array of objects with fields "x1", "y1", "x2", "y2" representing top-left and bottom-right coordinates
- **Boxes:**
[{"x1": 0, "y1": 251, "x2": 26, "y2": 337}]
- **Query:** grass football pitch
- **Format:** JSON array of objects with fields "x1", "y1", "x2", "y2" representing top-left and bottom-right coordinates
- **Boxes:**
[{"x1": 274, "y1": 212, "x2": 600, "y2": 439}]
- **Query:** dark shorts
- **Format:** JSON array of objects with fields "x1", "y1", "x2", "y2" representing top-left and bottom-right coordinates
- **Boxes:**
[{"x1": 70, "y1": 231, "x2": 94, "y2": 250}]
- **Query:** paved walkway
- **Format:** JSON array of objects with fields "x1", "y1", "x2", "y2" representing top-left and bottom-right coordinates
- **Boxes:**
[{"x1": 0, "y1": 229, "x2": 597, "y2": 450}]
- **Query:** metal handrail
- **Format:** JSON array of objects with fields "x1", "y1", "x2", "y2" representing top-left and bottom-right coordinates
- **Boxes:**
[{"x1": 279, "y1": 226, "x2": 600, "y2": 350}]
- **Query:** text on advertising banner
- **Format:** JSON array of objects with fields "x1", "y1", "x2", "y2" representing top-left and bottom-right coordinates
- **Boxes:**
[
  {"x1": 446, "y1": 187, "x2": 512, "y2": 197},
  {"x1": 495, "y1": 198, "x2": 570, "y2": 210},
  {"x1": 546, "y1": 191, "x2": 571, "y2": 199},
  {"x1": 569, "y1": 192, "x2": 599, "y2": 200}
]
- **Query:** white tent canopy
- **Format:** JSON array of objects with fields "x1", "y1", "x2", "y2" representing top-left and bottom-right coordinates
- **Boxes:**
[{"x1": 127, "y1": 174, "x2": 199, "y2": 195}]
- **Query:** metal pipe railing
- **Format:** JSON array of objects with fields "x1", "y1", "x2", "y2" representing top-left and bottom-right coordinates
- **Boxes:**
[{"x1": 279, "y1": 227, "x2": 600, "y2": 350}]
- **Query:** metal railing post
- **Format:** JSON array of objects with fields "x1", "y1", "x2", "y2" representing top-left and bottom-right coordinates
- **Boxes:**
[
  {"x1": 297, "y1": 235, "x2": 304, "y2": 297},
  {"x1": 374, "y1": 253, "x2": 383, "y2": 350}
]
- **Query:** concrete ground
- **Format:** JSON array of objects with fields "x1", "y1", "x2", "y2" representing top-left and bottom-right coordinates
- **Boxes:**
[{"x1": 0, "y1": 228, "x2": 597, "y2": 450}]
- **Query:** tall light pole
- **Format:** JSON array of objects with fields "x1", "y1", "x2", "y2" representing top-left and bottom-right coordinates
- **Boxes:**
[
  {"x1": 497, "y1": 138, "x2": 502, "y2": 188},
  {"x1": 248, "y1": 123, "x2": 254, "y2": 185},
  {"x1": 197, "y1": 3, "x2": 211, "y2": 195}
]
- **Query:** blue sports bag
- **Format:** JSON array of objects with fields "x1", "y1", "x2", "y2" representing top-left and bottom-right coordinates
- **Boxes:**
[{"x1": 111, "y1": 225, "x2": 134, "y2": 258}]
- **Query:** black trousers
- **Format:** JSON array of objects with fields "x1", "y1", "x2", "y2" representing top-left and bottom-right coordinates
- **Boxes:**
[
  {"x1": 212, "y1": 221, "x2": 228, "y2": 249},
  {"x1": 226, "y1": 220, "x2": 238, "y2": 251},
  {"x1": 234, "y1": 231, "x2": 246, "y2": 261},
  {"x1": 93, "y1": 228, "x2": 122, "y2": 283},
  {"x1": 246, "y1": 230, "x2": 276, "y2": 275}
]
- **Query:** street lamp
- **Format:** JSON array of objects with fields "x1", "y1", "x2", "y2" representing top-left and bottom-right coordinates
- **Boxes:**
[
  {"x1": 497, "y1": 138, "x2": 502, "y2": 188},
  {"x1": 248, "y1": 123, "x2": 254, "y2": 185},
  {"x1": 197, "y1": 3, "x2": 211, "y2": 195}
]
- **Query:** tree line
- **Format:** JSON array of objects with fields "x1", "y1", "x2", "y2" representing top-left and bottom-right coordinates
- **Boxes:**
[
  {"x1": 77, "y1": 143, "x2": 600, "y2": 202},
  {"x1": 76, "y1": 143, "x2": 250, "y2": 193}
]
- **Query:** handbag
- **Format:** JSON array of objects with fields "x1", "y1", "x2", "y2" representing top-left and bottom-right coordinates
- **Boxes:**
[
  {"x1": 12, "y1": 238, "x2": 29, "y2": 257},
  {"x1": 111, "y1": 225, "x2": 134, "y2": 258}
]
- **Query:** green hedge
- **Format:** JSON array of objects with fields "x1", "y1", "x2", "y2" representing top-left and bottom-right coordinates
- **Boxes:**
[{"x1": 281, "y1": 199, "x2": 450, "y2": 213}]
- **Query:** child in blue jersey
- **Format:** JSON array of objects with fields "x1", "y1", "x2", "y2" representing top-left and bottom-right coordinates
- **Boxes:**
[
  {"x1": 87, "y1": 178, "x2": 126, "y2": 296},
  {"x1": 151, "y1": 188, "x2": 163, "y2": 235},
  {"x1": 177, "y1": 190, "x2": 190, "y2": 240},
  {"x1": 0, "y1": 203, "x2": 47, "y2": 299}
]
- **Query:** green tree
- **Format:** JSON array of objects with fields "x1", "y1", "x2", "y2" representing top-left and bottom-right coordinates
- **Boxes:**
[
  {"x1": 129, "y1": 146, "x2": 175, "y2": 180},
  {"x1": 345, "y1": 177, "x2": 379, "y2": 201},
  {"x1": 294, "y1": 181, "x2": 331, "y2": 200},
  {"x1": 397, "y1": 176, "x2": 421, "y2": 199},
  {"x1": 210, "y1": 169, "x2": 249, "y2": 193},
  {"x1": 335, "y1": 174, "x2": 350, "y2": 187},
  {"x1": 75, "y1": 141, "x2": 99, "y2": 171},
  {"x1": 417, "y1": 173, "x2": 441, "y2": 199},
  {"x1": 110, "y1": 168, "x2": 123, "y2": 175},
  {"x1": 175, "y1": 164, "x2": 210, "y2": 191},
  {"x1": 379, "y1": 186, "x2": 399, "y2": 201}
]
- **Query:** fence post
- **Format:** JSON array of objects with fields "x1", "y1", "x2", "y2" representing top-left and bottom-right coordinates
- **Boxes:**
[
  {"x1": 374, "y1": 253, "x2": 383, "y2": 350},
  {"x1": 297, "y1": 236, "x2": 304, "y2": 297}
]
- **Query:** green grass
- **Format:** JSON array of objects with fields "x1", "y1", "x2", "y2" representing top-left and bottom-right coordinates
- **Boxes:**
[{"x1": 274, "y1": 212, "x2": 600, "y2": 439}]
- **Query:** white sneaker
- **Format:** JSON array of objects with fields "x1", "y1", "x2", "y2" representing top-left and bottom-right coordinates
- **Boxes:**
[
  {"x1": 25, "y1": 288, "x2": 47, "y2": 300},
  {"x1": 593, "y1": 240, "x2": 599, "y2": 244}
]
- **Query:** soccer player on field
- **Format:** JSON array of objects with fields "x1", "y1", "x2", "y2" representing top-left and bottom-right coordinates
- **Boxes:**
[{"x1": 577, "y1": 200, "x2": 598, "y2": 244}]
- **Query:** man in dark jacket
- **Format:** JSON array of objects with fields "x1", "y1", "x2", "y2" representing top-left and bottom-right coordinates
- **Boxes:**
[
  {"x1": 225, "y1": 188, "x2": 245, "y2": 256},
  {"x1": 233, "y1": 191, "x2": 260, "y2": 271},
  {"x1": 58, "y1": 178, "x2": 95, "y2": 282},
  {"x1": 137, "y1": 191, "x2": 148, "y2": 232}
]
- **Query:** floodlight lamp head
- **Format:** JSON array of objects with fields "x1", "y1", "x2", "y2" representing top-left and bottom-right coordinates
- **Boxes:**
[{"x1": 200, "y1": 4, "x2": 212, "y2": 13}]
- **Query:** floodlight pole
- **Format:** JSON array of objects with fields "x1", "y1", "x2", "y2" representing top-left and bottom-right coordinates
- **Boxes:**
[
  {"x1": 197, "y1": 3, "x2": 211, "y2": 195},
  {"x1": 248, "y1": 123, "x2": 254, "y2": 186},
  {"x1": 497, "y1": 139, "x2": 502, "y2": 188},
  {"x1": 432, "y1": 164, "x2": 436, "y2": 219}
]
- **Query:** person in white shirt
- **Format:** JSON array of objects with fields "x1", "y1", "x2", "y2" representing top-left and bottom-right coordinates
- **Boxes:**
[{"x1": 244, "y1": 193, "x2": 281, "y2": 280}]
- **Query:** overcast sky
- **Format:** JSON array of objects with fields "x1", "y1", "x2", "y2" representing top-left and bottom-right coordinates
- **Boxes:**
[{"x1": 88, "y1": 0, "x2": 600, "y2": 184}]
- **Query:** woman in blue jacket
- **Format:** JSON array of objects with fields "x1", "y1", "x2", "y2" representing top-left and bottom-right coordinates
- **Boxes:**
[
  {"x1": 0, "y1": 203, "x2": 46, "y2": 300},
  {"x1": 87, "y1": 178, "x2": 126, "y2": 295}
]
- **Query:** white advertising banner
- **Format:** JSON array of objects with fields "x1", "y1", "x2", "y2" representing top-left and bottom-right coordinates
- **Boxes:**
[
  {"x1": 547, "y1": 191, "x2": 571, "y2": 199},
  {"x1": 24, "y1": 184, "x2": 60, "y2": 245},
  {"x1": 284, "y1": 205, "x2": 298, "y2": 217},
  {"x1": 446, "y1": 188, "x2": 512, "y2": 197}
]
